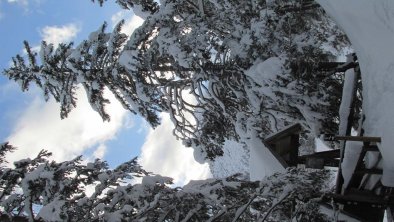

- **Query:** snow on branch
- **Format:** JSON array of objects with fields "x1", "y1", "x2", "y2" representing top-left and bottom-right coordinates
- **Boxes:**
[
  {"x1": 3, "y1": 0, "x2": 351, "y2": 162},
  {"x1": 0, "y1": 146, "x2": 332, "y2": 221}
]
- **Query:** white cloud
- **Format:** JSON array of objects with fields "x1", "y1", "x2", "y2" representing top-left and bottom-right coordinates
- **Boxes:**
[
  {"x1": 40, "y1": 23, "x2": 80, "y2": 46},
  {"x1": 26, "y1": 23, "x2": 80, "y2": 54},
  {"x1": 111, "y1": 11, "x2": 126, "y2": 26},
  {"x1": 6, "y1": 0, "x2": 44, "y2": 12},
  {"x1": 7, "y1": 0, "x2": 28, "y2": 8},
  {"x1": 139, "y1": 113, "x2": 212, "y2": 186},
  {"x1": 6, "y1": 87, "x2": 128, "y2": 165},
  {"x1": 111, "y1": 10, "x2": 144, "y2": 35},
  {"x1": 93, "y1": 144, "x2": 107, "y2": 159},
  {"x1": 7, "y1": 0, "x2": 31, "y2": 13}
]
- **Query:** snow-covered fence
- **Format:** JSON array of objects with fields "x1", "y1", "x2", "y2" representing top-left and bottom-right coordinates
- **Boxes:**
[
  {"x1": 317, "y1": 55, "x2": 391, "y2": 221},
  {"x1": 335, "y1": 53, "x2": 361, "y2": 194},
  {"x1": 283, "y1": 56, "x2": 390, "y2": 220},
  {"x1": 326, "y1": 136, "x2": 386, "y2": 221}
]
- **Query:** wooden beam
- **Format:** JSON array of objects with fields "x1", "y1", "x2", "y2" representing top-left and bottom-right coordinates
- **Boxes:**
[
  {"x1": 299, "y1": 149, "x2": 340, "y2": 159},
  {"x1": 326, "y1": 192, "x2": 391, "y2": 207},
  {"x1": 354, "y1": 168, "x2": 383, "y2": 175},
  {"x1": 298, "y1": 153, "x2": 340, "y2": 168},
  {"x1": 0, "y1": 215, "x2": 29, "y2": 222},
  {"x1": 264, "y1": 123, "x2": 302, "y2": 144},
  {"x1": 363, "y1": 145, "x2": 379, "y2": 152},
  {"x1": 324, "y1": 158, "x2": 340, "y2": 167},
  {"x1": 335, "y1": 136, "x2": 381, "y2": 143},
  {"x1": 319, "y1": 202, "x2": 368, "y2": 222}
]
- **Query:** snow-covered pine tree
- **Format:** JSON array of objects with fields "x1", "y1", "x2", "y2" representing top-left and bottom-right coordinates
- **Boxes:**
[
  {"x1": 3, "y1": 0, "x2": 349, "y2": 161},
  {"x1": 91, "y1": 0, "x2": 159, "y2": 18},
  {"x1": 0, "y1": 144, "x2": 332, "y2": 221},
  {"x1": 0, "y1": 143, "x2": 150, "y2": 221}
]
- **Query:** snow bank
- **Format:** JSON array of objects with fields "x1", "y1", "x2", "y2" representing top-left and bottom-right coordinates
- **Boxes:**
[
  {"x1": 245, "y1": 57, "x2": 284, "y2": 84},
  {"x1": 317, "y1": 0, "x2": 394, "y2": 186},
  {"x1": 242, "y1": 58, "x2": 288, "y2": 180},
  {"x1": 38, "y1": 197, "x2": 66, "y2": 222},
  {"x1": 141, "y1": 175, "x2": 172, "y2": 186},
  {"x1": 249, "y1": 140, "x2": 285, "y2": 181},
  {"x1": 235, "y1": 113, "x2": 285, "y2": 181},
  {"x1": 210, "y1": 140, "x2": 249, "y2": 178}
]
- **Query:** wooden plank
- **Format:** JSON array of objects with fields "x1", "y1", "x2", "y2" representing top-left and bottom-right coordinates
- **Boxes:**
[
  {"x1": 363, "y1": 145, "x2": 379, "y2": 152},
  {"x1": 354, "y1": 168, "x2": 383, "y2": 175},
  {"x1": 326, "y1": 193, "x2": 391, "y2": 207},
  {"x1": 264, "y1": 123, "x2": 301, "y2": 144},
  {"x1": 335, "y1": 136, "x2": 381, "y2": 143},
  {"x1": 287, "y1": 134, "x2": 299, "y2": 167},
  {"x1": 299, "y1": 149, "x2": 340, "y2": 159},
  {"x1": 0, "y1": 215, "x2": 29, "y2": 222},
  {"x1": 344, "y1": 204, "x2": 385, "y2": 221},
  {"x1": 323, "y1": 193, "x2": 386, "y2": 222},
  {"x1": 319, "y1": 202, "x2": 367, "y2": 221},
  {"x1": 324, "y1": 158, "x2": 340, "y2": 167},
  {"x1": 305, "y1": 157, "x2": 325, "y2": 169},
  {"x1": 297, "y1": 157, "x2": 339, "y2": 168}
]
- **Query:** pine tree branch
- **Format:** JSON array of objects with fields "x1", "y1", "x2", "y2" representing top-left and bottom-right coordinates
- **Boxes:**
[
  {"x1": 232, "y1": 194, "x2": 258, "y2": 222},
  {"x1": 260, "y1": 191, "x2": 293, "y2": 222}
]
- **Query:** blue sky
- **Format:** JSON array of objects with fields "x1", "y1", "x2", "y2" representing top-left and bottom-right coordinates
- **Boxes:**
[{"x1": 0, "y1": 0, "x2": 211, "y2": 185}]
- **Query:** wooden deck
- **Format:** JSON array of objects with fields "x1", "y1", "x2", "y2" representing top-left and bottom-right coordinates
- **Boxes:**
[
  {"x1": 261, "y1": 55, "x2": 394, "y2": 221},
  {"x1": 265, "y1": 56, "x2": 393, "y2": 221}
]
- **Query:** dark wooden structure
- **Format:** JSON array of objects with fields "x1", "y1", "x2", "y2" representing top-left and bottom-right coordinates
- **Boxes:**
[
  {"x1": 264, "y1": 123, "x2": 301, "y2": 168},
  {"x1": 298, "y1": 149, "x2": 339, "y2": 168},
  {"x1": 264, "y1": 123, "x2": 341, "y2": 169},
  {"x1": 264, "y1": 55, "x2": 393, "y2": 221},
  {"x1": 0, "y1": 215, "x2": 31, "y2": 222},
  {"x1": 265, "y1": 124, "x2": 388, "y2": 221},
  {"x1": 327, "y1": 57, "x2": 391, "y2": 221},
  {"x1": 327, "y1": 135, "x2": 386, "y2": 222}
]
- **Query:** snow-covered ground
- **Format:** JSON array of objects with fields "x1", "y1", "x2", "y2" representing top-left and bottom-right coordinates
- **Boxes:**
[
  {"x1": 210, "y1": 140, "x2": 249, "y2": 178},
  {"x1": 317, "y1": 0, "x2": 394, "y2": 186}
]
